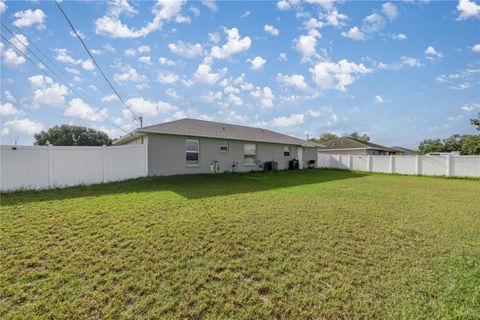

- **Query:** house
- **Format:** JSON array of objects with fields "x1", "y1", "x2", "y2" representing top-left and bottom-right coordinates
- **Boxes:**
[
  {"x1": 317, "y1": 137, "x2": 397, "y2": 156},
  {"x1": 114, "y1": 118, "x2": 323, "y2": 176},
  {"x1": 390, "y1": 146, "x2": 416, "y2": 155}
]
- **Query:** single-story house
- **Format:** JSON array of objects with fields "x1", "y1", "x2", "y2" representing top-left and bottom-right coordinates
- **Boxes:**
[
  {"x1": 390, "y1": 146, "x2": 416, "y2": 155},
  {"x1": 114, "y1": 118, "x2": 323, "y2": 176},
  {"x1": 317, "y1": 137, "x2": 397, "y2": 156}
]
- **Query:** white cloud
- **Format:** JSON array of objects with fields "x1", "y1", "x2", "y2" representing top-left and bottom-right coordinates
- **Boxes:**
[
  {"x1": 2, "y1": 118, "x2": 44, "y2": 136},
  {"x1": 165, "y1": 88, "x2": 181, "y2": 99},
  {"x1": 382, "y1": 2, "x2": 398, "y2": 20},
  {"x1": 125, "y1": 48, "x2": 137, "y2": 57},
  {"x1": 295, "y1": 31, "x2": 321, "y2": 62},
  {"x1": 209, "y1": 32, "x2": 221, "y2": 43},
  {"x1": 138, "y1": 56, "x2": 153, "y2": 65},
  {"x1": 271, "y1": 114, "x2": 304, "y2": 127},
  {"x1": 450, "y1": 83, "x2": 473, "y2": 90},
  {"x1": 278, "y1": 52, "x2": 287, "y2": 62},
  {"x1": 472, "y1": 44, "x2": 480, "y2": 52},
  {"x1": 323, "y1": 10, "x2": 348, "y2": 27},
  {"x1": 307, "y1": 109, "x2": 322, "y2": 118},
  {"x1": 240, "y1": 11, "x2": 251, "y2": 18},
  {"x1": 424, "y1": 46, "x2": 443, "y2": 59},
  {"x1": 341, "y1": 26, "x2": 366, "y2": 41},
  {"x1": 64, "y1": 98, "x2": 106, "y2": 121},
  {"x1": 202, "y1": 0, "x2": 217, "y2": 12},
  {"x1": 158, "y1": 57, "x2": 176, "y2": 65},
  {"x1": 250, "y1": 86, "x2": 274, "y2": 108},
  {"x1": 4, "y1": 90, "x2": 15, "y2": 102},
  {"x1": 126, "y1": 97, "x2": 173, "y2": 116},
  {"x1": 264, "y1": 24, "x2": 279, "y2": 36},
  {"x1": 310, "y1": 59, "x2": 372, "y2": 91},
  {"x1": 102, "y1": 94, "x2": 119, "y2": 102},
  {"x1": 65, "y1": 67, "x2": 81, "y2": 75},
  {"x1": 157, "y1": 70, "x2": 179, "y2": 84},
  {"x1": 305, "y1": 0, "x2": 336, "y2": 11},
  {"x1": 103, "y1": 43, "x2": 116, "y2": 52},
  {"x1": 193, "y1": 62, "x2": 227, "y2": 85},
  {"x1": 276, "y1": 0, "x2": 292, "y2": 10},
  {"x1": 138, "y1": 45, "x2": 151, "y2": 53},
  {"x1": 190, "y1": 6, "x2": 200, "y2": 17},
  {"x1": 210, "y1": 27, "x2": 251, "y2": 59},
  {"x1": 401, "y1": 56, "x2": 423, "y2": 67},
  {"x1": 276, "y1": 73, "x2": 312, "y2": 92},
  {"x1": 362, "y1": 13, "x2": 386, "y2": 33},
  {"x1": 95, "y1": 0, "x2": 189, "y2": 38},
  {"x1": 0, "y1": 102, "x2": 21, "y2": 116},
  {"x1": 390, "y1": 33, "x2": 407, "y2": 40},
  {"x1": 201, "y1": 90, "x2": 223, "y2": 103},
  {"x1": 456, "y1": 0, "x2": 480, "y2": 20},
  {"x1": 247, "y1": 56, "x2": 266, "y2": 71},
  {"x1": 113, "y1": 67, "x2": 146, "y2": 83},
  {"x1": 168, "y1": 41, "x2": 204, "y2": 58},
  {"x1": 0, "y1": 0, "x2": 7, "y2": 15},
  {"x1": 55, "y1": 48, "x2": 82, "y2": 64},
  {"x1": 28, "y1": 75, "x2": 69, "y2": 107},
  {"x1": 374, "y1": 95, "x2": 384, "y2": 104},
  {"x1": 13, "y1": 9, "x2": 45, "y2": 29},
  {"x1": 81, "y1": 59, "x2": 95, "y2": 70},
  {"x1": 9, "y1": 34, "x2": 29, "y2": 53},
  {"x1": 2, "y1": 48, "x2": 26, "y2": 67},
  {"x1": 461, "y1": 102, "x2": 480, "y2": 111}
]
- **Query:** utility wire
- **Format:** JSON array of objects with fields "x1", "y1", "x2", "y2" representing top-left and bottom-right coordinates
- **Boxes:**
[
  {"x1": 0, "y1": 33, "x2": 128, "y2": 133},
  {"x1": 54, "y1": 0, "x2": 141, "y2": 125}
]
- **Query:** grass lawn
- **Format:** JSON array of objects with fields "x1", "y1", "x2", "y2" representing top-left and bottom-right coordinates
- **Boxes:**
[{"x1": 1, "y1": 169, "x2": 479, "y2": 319}]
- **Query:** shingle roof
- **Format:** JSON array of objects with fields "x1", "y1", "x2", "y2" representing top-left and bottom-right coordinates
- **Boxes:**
[
  {"x1": 115, "y1": 118, "x2": 322, "y2": 148},
  {"x1": 321, "y1": 137, "x2": 395, "y2": 151}
]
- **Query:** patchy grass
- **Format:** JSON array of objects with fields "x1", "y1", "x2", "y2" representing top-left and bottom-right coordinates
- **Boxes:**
[{"x1": 1, "y1": 169, "x2": 479, "y2": 319}]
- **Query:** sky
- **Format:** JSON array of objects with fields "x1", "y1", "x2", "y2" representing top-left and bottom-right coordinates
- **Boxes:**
[{"x1": 0, "y1": 0, "x2": 479, "y2": 148}]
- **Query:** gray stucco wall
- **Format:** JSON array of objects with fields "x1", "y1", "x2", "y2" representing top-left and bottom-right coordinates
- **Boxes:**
[{"x1": 146, "y1": 133, "x2": 316, "y2": 176}]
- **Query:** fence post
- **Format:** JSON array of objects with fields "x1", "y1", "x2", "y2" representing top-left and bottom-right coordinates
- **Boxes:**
[
  {"x1": 445, "y1": 154, "x2": 451, "y2": 177},
  {"x1": 367, "y1": 155, "x2": 372, "y2": 172},
  {"x1": 102, "y1": 145, "x2": 106, "y2": 183},
  {"x1": 390, "y1": 155, "x2": 395, "y2": 173},
  {"x1": 415, "y1": 155, "x2": 421, "y2": 175},
  {"x1": 48, "y1": 144, "x2": 54, "y2": 188},
  {"x1": 348, "y1": 155, "x2": 352, "y2": 170}
]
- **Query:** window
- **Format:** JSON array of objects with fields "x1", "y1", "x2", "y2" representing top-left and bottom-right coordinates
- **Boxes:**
[
  {"x1": 244, "y1": 144, "x2": 257, "y2": 166},
  {"x1": 283, "y1": 146, "x2": 290, "y2": 157},
  {"x1": 185, "y1": 139, "x2": 199, "y2": 165},
  {"x1": 220, "y1": 142, "x2": 229, "y2": 153}
]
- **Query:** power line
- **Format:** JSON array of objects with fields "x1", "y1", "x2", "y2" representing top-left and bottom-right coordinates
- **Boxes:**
[
  {"x1": 54, "y1": 0, "x2": 142, "y2": 126},
  {"x1": 0, "y1": 33, "x2": 128, "y2": 133}
]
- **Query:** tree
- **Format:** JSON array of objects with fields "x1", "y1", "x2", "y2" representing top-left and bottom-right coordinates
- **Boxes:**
[
  {"x1": 347, "y1": 131, "x2": 370, "y2": 142},
  {"x1": 309, "y1": 133, "x2": 338, "y2": 144},
  {"x1": 443, "y1": 134, "x2": 463, "y2": 153},
  {"x1": 460, "y1": 135, "x2": 480, "y2": 155},
  {"x1": 34, "y1": 125, "x2": 112, "y2": 146},
  {"x1": 471, "y1": 113, "x2": 480, "y2": 131},
  {"x1": 418, "y1": 139, "x2": 445, "y2": 155}
]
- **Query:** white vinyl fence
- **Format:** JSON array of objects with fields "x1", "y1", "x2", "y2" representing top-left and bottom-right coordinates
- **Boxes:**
[
  {"x1": 317, "y1": 154, "x2": 480, "y2": 178},
  {"x1": 1, "y1": 144, "x2": 148, "y2": 192}
]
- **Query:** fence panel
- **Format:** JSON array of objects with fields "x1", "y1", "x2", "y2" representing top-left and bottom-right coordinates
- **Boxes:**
[
  {"x1": 316, "y1": 153, "x2": 479, "y2": 177},
  {"x1": 1, "y1": 144, "x2": 147, "y2": 192}
]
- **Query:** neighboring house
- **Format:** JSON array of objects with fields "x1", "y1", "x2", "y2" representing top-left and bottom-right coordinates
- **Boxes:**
[
  {"x1": 114, "y1": 118, "x2": 323, "y2": 176},
  {"x1": 391, "y1": 146, "x2": 416, "y2": 155},
  {"x1": 317, "y1": 137, "x2": 397, "y2": 156}
]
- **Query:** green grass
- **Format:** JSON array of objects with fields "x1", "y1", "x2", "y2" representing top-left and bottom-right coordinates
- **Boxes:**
[{"x1": 1, "y1": 169, "x2": 479, "y2": 319}]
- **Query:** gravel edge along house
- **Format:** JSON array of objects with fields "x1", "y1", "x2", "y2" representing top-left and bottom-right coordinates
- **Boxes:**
[{"x1": 114, "y1": 118, "x2": 323, "y2": 176}]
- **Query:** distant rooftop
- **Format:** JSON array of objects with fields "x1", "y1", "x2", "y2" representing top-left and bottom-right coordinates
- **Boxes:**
[{"x1": 320, "y1": 137, "x2": 396, "y2": 152}]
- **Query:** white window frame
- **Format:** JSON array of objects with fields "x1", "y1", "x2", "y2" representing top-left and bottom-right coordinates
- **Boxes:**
[
  {"x1": 244, "y1": 143, "x2": 257, "y2": 166},
  {"x1": 185, "y1": 139, "x2": 200, "y2": 167},
  {"x1": 283, "y1": 146, "x2": 291, "y2": 157},
  {"x1": 220, "y1": 142, "x2": 229, "y2": 153}
]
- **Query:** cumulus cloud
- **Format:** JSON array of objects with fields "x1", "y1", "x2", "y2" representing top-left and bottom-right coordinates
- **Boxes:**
[
  {"x1": 276, "y1": 73, "x2": 312, "y2": 92},
  {"x1": 341, "y1": 26, "x2": 366, "y2": 41},
  {"x1": 28, "y1": 75, "x2": 69, "y2": 107},
  {"x1": 2, "y1": 48, "x2": 26, "y2": 67},
  {"x1": 250, "y1": 86, "x2": 274, "y2": 108},
  {"x1": 13, "y1": 9, "x2": 45, "y2": 29},
  {"x1": 294, "y1": 31, "x2": 321, "y2": 62},
  {"x1": 425, "y1": 46, "x2": 443, "y2": 60},
  {"x1": 193, "y1": 62, "x2": 227, "y2": 85},
  {"x1": 95, "y1": 0, "x2": 189, "y2": 38},
  {"x1": 157, "y1": 70, "x2": 179, "y2": 84},
  {"x1": 401, "y1": 56, "x2": 423, "y2": 67},
  {"x1": 158, "y1": 57, "x2": 176, "y2": 65},
  {"x1": 55, "y1": 48, "x2": 82, "y2": 64},
  {"x1": 310, "y1": 59, "x2": 372, "y2": 91},
  {"x1": 9, "y1": 34, "x2": 29, "y2": 53},
  {"x1": 461, "y1": 102, "x2": 480, "y2": 111},
  {"x1": 472, "y1": 44, "x2": 480, "y2": 52},
  {"x1": 126, "y1": 97, "x2": 173, "y2": 116},
  {"x1": 0, "y1": 102, "x2": 21, "y2": 116},
  {"x1": 64, "y1": 98, "x2": 106, "y2": 121},
  {"x1": 210, "y1": 27, "x2": 251, "y2": 59},
  {"x1": 271, "y1": 114, "x2": 304, "y2": 127},
  {"x1": 102, "y1": 94, "x2": 119, "y2": 102},
  {"x1": 168, "y1": 41, "x2": 204, "y2": 58},
  {"x1": 247, "y1": 56, "x2": 266, "y2": 71},
  {"x1": 456, "y1": 0, "x2": 480, "y2": 20},
  {"x1": 2, "y1": 118, "x2": 44, "y2": 136},
  {"x1": 374, "y1": 95, "x2": 384, "y2": 104},
  {"x1": 81, "y1": 59, "x2": 95, "y2": 70},
  {"x1": 113, "y1": 67, "x2": 146, "y2": 83},
  {"x1": 382, "y1": 2, "x2": 398, "y2": 21},
  {"x1": 138, "y1": 56, "x2": 153, "y2": 65},
  {"x1": 0, "y1": 0, "x2": 7, "y2": 15},
  {"x1": 202, "y1": 0, "x2": 217, "y2": 12},
  {"x1": 264, "y1": 24, "x2": 279, "y2": 36}
]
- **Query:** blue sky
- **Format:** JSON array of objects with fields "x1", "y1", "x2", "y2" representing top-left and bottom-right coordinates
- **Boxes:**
[{"x1": 1, "y1": 0, "x2": 479, "y2": 148}]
